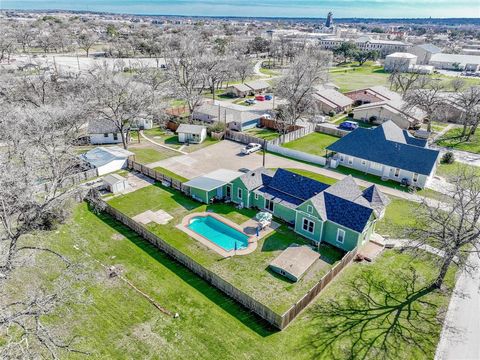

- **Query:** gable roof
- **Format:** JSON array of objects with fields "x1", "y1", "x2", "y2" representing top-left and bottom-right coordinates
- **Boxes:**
[
  {"x1": 88, "y1": 118, "x2": 120, "y2": 134},
  {"x1": 246, "y1": 80, "x2": 270, "y2": 91},
  {"x1": 416, "y1": 43, "x2": 442, "y2": 54},
  {"x1": 103, "y1": 173, "x2": 127, "y2": 186},
  {"x1": 229, "y1": 83, "x2": 251, "y2": 92},
  {"x1": 268, "y1": 169, "x2": 330, "y2": 202},
  {"x1": 314, "y1": 88, "x2": 353, "y2": 108},
  {"x1": 80, "y1": 146, "x2": 134, "y2": 168},
  {"x1": 176, "y1": 124, "x2": 206, "y2": 135},
  {"x1": 238, "y1": 167, "x2": 274, "y2": 191},
  {"x1": 326, "y1": 121, "x2": 440, "y2": 175},
  {"x1": 269, "y1": 244, "x2": 319, "y2": 281}
]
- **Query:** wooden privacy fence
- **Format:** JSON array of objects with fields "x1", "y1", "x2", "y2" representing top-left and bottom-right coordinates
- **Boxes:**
[
  {"x1": 279, "y1": 247, "x2": 358, "y2": 329},
  {"x1": 315, "y1": 123, "x2": 349, "y2": 138},
  {"x1": 89, "y1": 195, "x2": 283, "y2": 329},
  {"x1": 127, "y1": 160, "x2": 189, "y2": 194},
  {"x1": 224, "y1": 129, "x2": 266, "y2": 145}
]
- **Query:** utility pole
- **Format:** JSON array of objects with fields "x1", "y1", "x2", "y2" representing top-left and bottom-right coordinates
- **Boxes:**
[{"x1": 262, "y1": 138, "x2": 267, "y2": 167}]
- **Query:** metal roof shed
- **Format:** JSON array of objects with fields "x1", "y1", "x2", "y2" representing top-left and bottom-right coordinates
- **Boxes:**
[
  {"x1": 269, "y1": 244, "x2": 319, "y2": 282},
  {"x1": 184, "y1": 169, "x2": 243, "y2": 203}
]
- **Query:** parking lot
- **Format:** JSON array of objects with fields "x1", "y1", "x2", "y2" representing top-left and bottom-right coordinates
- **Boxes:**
[{"x1": 146, "y1": 140, "x2": 329, "y2": 179}]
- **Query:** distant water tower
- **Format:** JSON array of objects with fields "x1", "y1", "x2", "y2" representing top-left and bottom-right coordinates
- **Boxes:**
[{"x1": 325, "y1": 11, "x2": 333, "y2": 28}]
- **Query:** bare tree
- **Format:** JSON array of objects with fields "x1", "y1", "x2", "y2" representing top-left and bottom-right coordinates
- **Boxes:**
[
  {"x1": 164, "y1": 35, "x2": 208, "y2": 122},
  {"x1": 89, "y1": 71, "x2": 155, "y2": 149},
  {"x1": 404, "y1": 78, "x2": 446, "y2": 132},
  {"x1": 275, "y1": 50, "x2": 331, "y2": 130},
  {"x1": 409, "y1": 168, "x2": 480, "y2": 289},
  {"x1": 232, "y1": 56, "x2": 253, "y2": 84},
  {"x1": 453, "y1": 86, "x2": 480, "y2": 140},
  {"x1": 78, "y1": 29, "x2": 99, "y2": 57}
]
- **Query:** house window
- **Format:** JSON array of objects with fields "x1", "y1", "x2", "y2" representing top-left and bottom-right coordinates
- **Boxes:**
[
  {"x1": 254, "y1": 193, "x2": 259, "y2": 200},
  {"x1": 339, "y1": 154, "x2": 345, "y2": 162},
  {"x1": 348, "y1": 156, "x2": 354, "y2": 165},
  {"x1": 336, "y1": 229, "x2": 346, "y2": 244},
  {"x1": 361, "y1": 159, "x2": 367, "y2": 166},
  {"x1": 370, "y1": 162, "x2": 382, "y2": 171},
  {"x1": 103, "y1": 133, "x2": 109, "y2": 138},
  {"x1": 413, "y1": 173, "x2": 419, "y2": 183},
  {"x1": 265, "y1": 199, "x2": 274, "y2": 212},
  {"x1": 394, "y1": 168, "x2": 401, "y2": 177},
  {"x1": 302, "y1": 218, "x2": 315, "y2": 234},
  {"x1": 307, "y1": 205, "x2": 313, "y2": 214},
  {"x1": 237, "y1": 188, "x2": 243, "y2": 200},
  {"x1": 113, "y1": 133, "x2": 118, "y2": 141}
]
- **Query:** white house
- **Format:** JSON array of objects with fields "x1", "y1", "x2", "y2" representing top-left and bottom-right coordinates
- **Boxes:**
[
  {"x1": 326, "y1": 121, "x2": 440, "y2": 188},
  {"x1": 80, "y1": 146, "x2": 134, "y2": 176},
  {"x1": 408, "y1": 44, "x2": 442, "y2": 65},
  {"x1": 176, "y1": 124, "x2": 207, "y2": 144},
  {"x1": 88, "y1": 118, "x2": 126, "y2": 145}
]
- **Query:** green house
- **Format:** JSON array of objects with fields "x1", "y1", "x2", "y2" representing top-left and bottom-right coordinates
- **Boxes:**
[{"x1": 187, "y1": 168, "x2": 389, "y2": 252}]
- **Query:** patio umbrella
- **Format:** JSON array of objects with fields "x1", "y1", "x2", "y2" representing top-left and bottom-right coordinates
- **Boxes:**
[{"x1": 256, "y1": 211, "x2": 272, "y2": 222}]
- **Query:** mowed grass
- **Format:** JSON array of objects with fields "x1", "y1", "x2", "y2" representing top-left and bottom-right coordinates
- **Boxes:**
[
  {"x1": 436, "y1": 161, "x2": 480, "y2": 180},
  {"x1": 129, "y1": 146, "x2": 179, "y2": 164},
  {"x1": 244, "y1": 127, "x2": 281, "y2": 141},
  {"x1": 108, "y1": 183, "x2": 344, "y2": 313},
  {"x1": 152, "y1": 167, "x2": 189, "y2": 182},
  {"x1": 436, "y1": 127, "x2": 480, "y2": 154},
  {"x1": 24, "y1": 205, "x2": 455, "y2": 359},
  {"x1": 286, "y1": 168, "x2": 338, "y2": 185},
  {"x1": 282, "y1": 132, "x2": 340, "y2": 157},
  {"x1": 376, "y1": 197, "x2": 421, "y2": 238},
  {"x1": 329, "y1": 64, "x2": 390, "y2": 92}
]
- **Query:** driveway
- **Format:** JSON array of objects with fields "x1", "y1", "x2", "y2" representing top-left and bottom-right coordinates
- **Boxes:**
[
  {"x1": 146, "y1": 140, "x2": 434, "y2": 203},
  {"x1": 435, "y1": 251, "x2": 480, "y2": 360}
]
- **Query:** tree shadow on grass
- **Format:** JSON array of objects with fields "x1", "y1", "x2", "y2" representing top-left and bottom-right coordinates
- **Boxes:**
[
  {"x1": 300, "y1": 267, "x2": 446, "y2": 360},
  {"x1": 91, "y1": 207, "x2": 278, "y2": 337}
]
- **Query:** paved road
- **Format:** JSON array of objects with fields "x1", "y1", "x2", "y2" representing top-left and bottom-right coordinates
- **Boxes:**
[{"x1": 435, "y1": 251, "x2": 480, "y2": 360}]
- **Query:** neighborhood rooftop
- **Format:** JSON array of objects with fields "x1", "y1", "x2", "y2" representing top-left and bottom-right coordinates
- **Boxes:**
[
  {"x1": 184, "y1": 169, "x2": 244, "y2": 192},
  {"x1": 327, "y1": 121, "x2": 440, "y2": 175},
  {"x1": 176, "y1": 124, "x2": 206, "y2": 135}
]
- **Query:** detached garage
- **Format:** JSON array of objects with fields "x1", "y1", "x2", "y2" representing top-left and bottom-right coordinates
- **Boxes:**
[
  {"x1": 103, "y1": 173, "x2": 129, "y2": 194},
  {"x1": 79, "y1": 146, "x2": 134, "y2": 176}
]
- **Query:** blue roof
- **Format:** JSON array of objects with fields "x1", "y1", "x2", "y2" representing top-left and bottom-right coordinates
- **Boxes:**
[
  {"x1": 256, "y1": 186, "x2": 304, "y2": 209},
  {"x1": 268, "y1": 169, "x2": 330, "y2": 201},
  {"x1": 323, "y1": 193, "x2": 374, "y2": 233},
  {"x1": 326, "y1": 122, "x2": 439, "y2": 175}
]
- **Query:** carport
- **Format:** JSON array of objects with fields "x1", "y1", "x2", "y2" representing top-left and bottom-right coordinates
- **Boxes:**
[{"x1": 184, "y1": 169, "x2": 243, "y2": 203}]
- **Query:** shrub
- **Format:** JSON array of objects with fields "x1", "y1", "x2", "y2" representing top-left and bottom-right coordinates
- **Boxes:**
[
  {"x1": 208, "y1": 122, "x2": 226, "y2": 134},
  {"x1": 441, "y1": 151, "x2": 455, "y2": 164},
  {"x1": 328, "y1": 110, "x2": 336, "y2": 117}
]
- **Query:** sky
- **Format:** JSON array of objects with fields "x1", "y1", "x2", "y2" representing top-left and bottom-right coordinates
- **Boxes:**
[{"x1": 1, "y1": 0, "x2": 478, "y2": 18}]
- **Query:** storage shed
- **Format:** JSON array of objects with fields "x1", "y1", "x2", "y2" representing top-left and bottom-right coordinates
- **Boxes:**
[
  {"x1": 103, "y1": 173, "x2": 129, "y2": 194},
  {"x1": 176, "y1": 124, "x2": 207, "y2": 144},
  {"x1": 269, "y1": 244, "x2": 319, "y2": 282}
]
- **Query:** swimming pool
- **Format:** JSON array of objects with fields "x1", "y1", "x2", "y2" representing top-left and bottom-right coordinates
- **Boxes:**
[{"x1": 188, "y1": 215, "x2": 249, "y2": 251}]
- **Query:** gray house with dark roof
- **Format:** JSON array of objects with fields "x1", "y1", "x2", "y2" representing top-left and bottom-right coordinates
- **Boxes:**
[
  {"x1": 88, "y1": 118, "x2": 126, "y2": 145},
  {"x1": 327, "y1": 121, "x2": 440, "y2": 188}
]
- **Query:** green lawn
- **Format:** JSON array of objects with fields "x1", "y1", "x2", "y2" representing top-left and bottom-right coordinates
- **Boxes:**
[
  {"x1": 244, "y1": 127, "x2": 280, "y2": 141},
  {"x1": 282, "y1": 132, "x2": 340, "y2": 157},
  {"x1": 436, "y1": 161, "x2": 480, "y2": 180},
  {"x1": 129, "y1": 147, "x2": 179, "y2": 164},
  {"x1": 259, "y1": 67, "x2": 281, "y2": 77},
  {"x1": 108, "y1": 183, "x2": 344, "y2": 313},
  {"x1": 376, "y1": 197, "x2": 421, "y2": 238},
  {"x1": 22, "y1": 203, "x2": 455, "y2": 359},
  {"x1": 436, "y1": 127, "x2": 480, "y2": 154},
  {"x1": 329, "y1": 64, "x2": 390, "y2": 92},
  {"x1": 152, "y1": 167, "x2": 189, "y2": 182}
]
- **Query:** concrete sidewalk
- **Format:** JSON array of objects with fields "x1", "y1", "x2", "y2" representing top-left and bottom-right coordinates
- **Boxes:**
[{"x1": 435, "y1": 251, "x2": 480, "y2": 360}]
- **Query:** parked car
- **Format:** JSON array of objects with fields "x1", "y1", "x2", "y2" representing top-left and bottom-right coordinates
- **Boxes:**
[
  {"x1": 338, "y1": 121, "x2": 359, "y2": 131},
  {"x1": 241, "y1": 143, "x2": 262, "y2": 155},
  {"x1": 265, "y1": 94, "x2": 273, "y2": 100},
  {"x1": 245, "y1": 99, "x2": 257, "y2": 105},
  {"x1": 261, "y1": 113, "x2": 272, "y2": 120},
  {"x1": 255, "y1": 95, "x2": 265, "y2": 101}
]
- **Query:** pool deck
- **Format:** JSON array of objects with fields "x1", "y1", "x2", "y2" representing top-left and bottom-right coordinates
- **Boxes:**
[{"x1": 177, "y1": 212, "x2": 278, "y2": 258}]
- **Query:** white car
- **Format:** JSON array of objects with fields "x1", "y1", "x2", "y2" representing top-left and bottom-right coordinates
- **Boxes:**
[{"x1": 241, "y1": 143, "x2": 262, "y2": 155}]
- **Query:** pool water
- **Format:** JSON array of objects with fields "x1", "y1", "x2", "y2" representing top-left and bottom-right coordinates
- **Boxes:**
[{"x1": 188, "y1": 216, "x2": 249, "y2": 251}]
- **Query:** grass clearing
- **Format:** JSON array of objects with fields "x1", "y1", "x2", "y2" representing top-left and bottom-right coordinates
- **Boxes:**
[
  {"x1": 329, "y1": 64, "x2": 389, "y2": 92},
  {"x1": 376, "y1": 197, "x2": 421, "y2": 238},
  {"x1": 436, "y1": 161, "x2": 480, "y2": 180},
  {"x1": 436, "y1": 127, "x2": 480, "y2": 154},
  {"x1": 129, "y1": 146, "x2": 179, "y2": 164},
  {"x1": 24, "y1": 203, "x2": 454, "y2": 358},
  {"x1": 108, "y1": 183, "x2": 344, "y2": 313},
  {"x1": 152, "y1": 167, "x2": 189, "y2": 182},
  {"x1": 286, "y1": 168, "x2": 338, "y2": 185},
  {"x1": 244, "y1": 127, "x2": 280, "y2": 141},
  {"x1": 281, "y1": 132, "x2": 340, "y2": 157}
]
